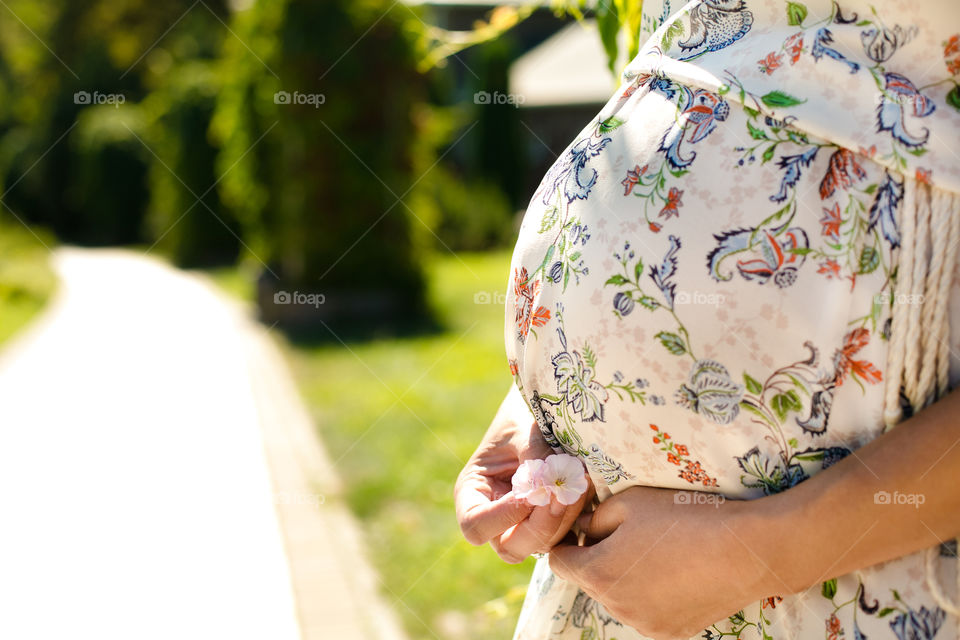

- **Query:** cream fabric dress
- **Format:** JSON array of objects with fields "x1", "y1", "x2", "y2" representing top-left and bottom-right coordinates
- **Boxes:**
[{"x1": 503, "y1": 1, "x2": 960, "y2": 638}]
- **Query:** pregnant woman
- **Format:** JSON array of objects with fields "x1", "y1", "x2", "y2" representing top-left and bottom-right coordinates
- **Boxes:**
[{"x1": 454, "y1": 1, "x2": 960, "y2": 639}]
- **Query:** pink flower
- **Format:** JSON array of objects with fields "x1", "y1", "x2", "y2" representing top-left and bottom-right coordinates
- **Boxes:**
[
  {"x1": 541, "y1": 453, "x2": 588, "y2": 505},
  {"x1": 511, "y1": 453, "x2": 588, "y2": 506},
  {"x1": 511, "y1": 459, "x2": 551, "y2": 506}
]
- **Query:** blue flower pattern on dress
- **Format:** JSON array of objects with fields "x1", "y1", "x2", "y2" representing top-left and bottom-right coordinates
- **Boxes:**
[
  {"x1": 677, "y1": 0, "x2": 754, "y2": 60},
  {"x1": 504, "y1": 1, "x2": 960, "y2": 638},
  {"x1": 538, "y1": 136, "x2": 612, "y2": 205},
  {"x1": 876, "y1": 72, "x2": 936, "y2": 149}
]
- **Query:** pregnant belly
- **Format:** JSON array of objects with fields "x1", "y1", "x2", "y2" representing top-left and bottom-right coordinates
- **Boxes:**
[{"x1": 505, "y1": 73, "x2": 894, "y2": 501}]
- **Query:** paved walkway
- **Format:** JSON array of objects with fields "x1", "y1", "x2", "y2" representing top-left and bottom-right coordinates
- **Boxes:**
[{"x1": 0, "y1": 248, "x2": 406, "y2": 640}]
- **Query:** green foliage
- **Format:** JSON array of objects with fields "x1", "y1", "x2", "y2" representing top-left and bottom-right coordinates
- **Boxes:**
[
  {"x1": 212, "y1": 0, "x2": 429, "y2": 315},
  {"x1": 68, "y1": 104, "x2": 150, "y2": 245},
  {"x1": 143, "y1": 60, "x2": 240, "y2": 267},
  {"x1": 596, "y1": 1, "x2": 623, "y2": 75},
  {"x1": 0, "y1": 0, "x2": 228, "y2": 245},
  {"x1": 417, "y1": 1, "x2": 645, "y2": 79},
  {"x1": 470, "y1": 34, "x2": 525, "y2": 209},
  {"x1": 410, "y1": 166, "x2": 515, "y2": 252},
  {"x1": 0, "y1": 0, "x2": 439, "y2": 311}
]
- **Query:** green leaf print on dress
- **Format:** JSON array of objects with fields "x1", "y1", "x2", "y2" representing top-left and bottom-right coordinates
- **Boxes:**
[{"x1": 606, "y1": 235, "x2": 746, "y2": 426}]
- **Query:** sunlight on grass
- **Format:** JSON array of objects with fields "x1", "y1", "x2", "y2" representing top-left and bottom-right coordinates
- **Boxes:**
[
  {"x1": 285, "y1": 250, "x2": 534, "y2": 640},
  {"x1": 0, "y1": 224, "x2": 56, "y2": 347}
]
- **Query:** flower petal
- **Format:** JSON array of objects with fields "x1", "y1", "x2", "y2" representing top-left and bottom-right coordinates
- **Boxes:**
[
  {"x1": 511, "y1": 458, "x2": 546, "y2": 498},
  {"x1": 541, "y1": 453, "x2": 588, "y2": 503},
  {"x1": 524, "y1": 486, "x2": 552, "y2": 506}
]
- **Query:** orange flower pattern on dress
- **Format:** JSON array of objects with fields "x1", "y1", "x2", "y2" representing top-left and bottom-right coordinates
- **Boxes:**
[
  {"x1": 784, "y1": 32, "x2": 804, "y2": 64},
  {"x1": 658, "y1": 187, "x2": 684, "y2": 219},
  {"x1": 621, "y1": 164, "x2": 647, "y2": 196},
  {"x1": 513, "y1": 267, "x2": 550, "y2": 340},
  {"x1": 945, "y1": 34, "x2": 960, "y2": 75},
  {"x1": 504, "y1": 4, "x2": 957, "y2": 638},
  {"x1": 649, "y1": 424, "x2": 718, "y2": 487},
  {"x1": 826, "y1": 613, "x2": 843, "y2": 640},
  {"x1": 819, "y1": 203, "x2": 843, "y2": 241},
  {"x1": 818, "y1": 259, "x2": 842, "y2": 279},
  {"x1": 758, "y1": 51, "x2": 784, "y2": 74},
  {"x1": 832, "y1": 328, "x2": 883, "y2": 386},
  {"x1": 820, "y1": 149, "x2": 867, "y2": 199}
]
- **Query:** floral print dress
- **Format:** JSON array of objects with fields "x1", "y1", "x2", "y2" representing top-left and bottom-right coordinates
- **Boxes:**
[{"x1": 503, "y1": 1, "x2": 960, "y2": 639}]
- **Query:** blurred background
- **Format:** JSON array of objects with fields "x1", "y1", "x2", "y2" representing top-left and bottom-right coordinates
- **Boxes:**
[{"x1": 0, "y1": 0, "x2": 635, "y2": 638}]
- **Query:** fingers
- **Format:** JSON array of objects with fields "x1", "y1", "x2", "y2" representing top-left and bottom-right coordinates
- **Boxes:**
[
  {"x1": 496, "y1": 501, "x2": 565, "y2": 557},
  {"x1": 489, "y1": 526, "x2": 523, "y2": 564},
  {"x1": 496, "y1": 487, "x2": 589, "y2": 559},
  {"x1": 458, "y1": 488, "x2": 533, "y2": 546},
  {"x1": 575, "y1": 493, "x2": 625, "y2": 541},
  {"x1": 548, "y1": 541, "x2": 599, "y2": 593}
]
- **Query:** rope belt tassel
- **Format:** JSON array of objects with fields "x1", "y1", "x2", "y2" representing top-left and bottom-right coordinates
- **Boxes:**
[{"x1": 881, "y1": 176, "x2": 960, "y2": 623}]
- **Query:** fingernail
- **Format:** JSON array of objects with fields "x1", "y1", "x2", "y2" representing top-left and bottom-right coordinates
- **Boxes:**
[{"x1": 549, "y1": 498, "x2": 563, "y2": 517}]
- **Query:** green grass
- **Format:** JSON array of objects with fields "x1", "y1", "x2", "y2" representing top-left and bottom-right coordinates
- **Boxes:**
[
  {"x1": 0, "y1": 223, "x2": 57, "y2": 346},
  {"x1": 280, "y1": 250, "x2": 534, "y2": 640},
  {"x1": 205, "y1": 262, "x2": 258, "y2": 303}
]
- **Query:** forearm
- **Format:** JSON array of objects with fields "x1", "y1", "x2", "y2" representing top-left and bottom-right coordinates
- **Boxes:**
[{"x1": 757, "y1": 387, "x2": 960, "y2": 594}]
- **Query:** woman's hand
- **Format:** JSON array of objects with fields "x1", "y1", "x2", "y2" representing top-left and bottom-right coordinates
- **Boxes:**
[
  {"x1": 549, "y1": 486, "x2": 782, "y2": 640},
  {"x1": 550, "y1": 381, "x2": 960, "y2": 640},
  {"x1": 455, "y1": 384, "x2": 594, "y2": 563}
]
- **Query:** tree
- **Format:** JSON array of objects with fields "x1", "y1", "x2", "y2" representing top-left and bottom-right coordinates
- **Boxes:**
[{"x1": 212, "y1": 0, "x2": 430, "y2": 328}]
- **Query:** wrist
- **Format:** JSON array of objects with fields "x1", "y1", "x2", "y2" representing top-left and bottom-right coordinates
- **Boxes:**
[{"x1": 726, "y1": 487, "x2": 821, "y2": 598}]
